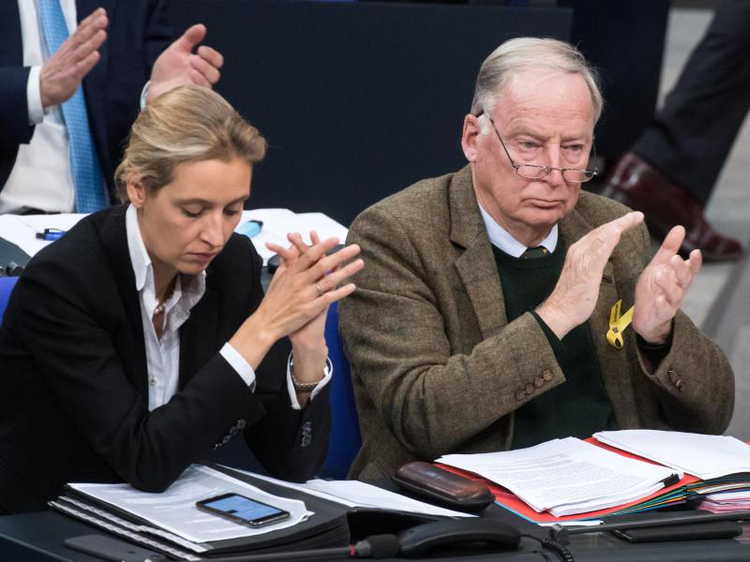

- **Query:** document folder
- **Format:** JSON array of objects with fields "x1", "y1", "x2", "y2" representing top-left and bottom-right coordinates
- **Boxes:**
[{"x1": 50, "y1": 465, "x2": 350, "y2": 560}]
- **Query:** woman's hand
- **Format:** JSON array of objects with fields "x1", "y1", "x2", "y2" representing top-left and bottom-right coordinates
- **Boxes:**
[{"x1": 229, "y1": 231, "x2": 363, "y2": 370}]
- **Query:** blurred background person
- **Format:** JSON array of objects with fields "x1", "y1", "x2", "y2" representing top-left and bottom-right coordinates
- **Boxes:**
[{"x1": 0, "y1": 1, "x2": 223, "y2": 214}]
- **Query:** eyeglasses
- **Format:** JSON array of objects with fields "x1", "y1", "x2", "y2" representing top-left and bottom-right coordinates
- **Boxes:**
[{"x1": 486, "y1": 115, "x2": 598, "y2": 183}]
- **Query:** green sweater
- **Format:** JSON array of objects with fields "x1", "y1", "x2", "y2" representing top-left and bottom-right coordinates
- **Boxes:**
[{"x1": 491, "y1": 243, "x2": 617, "y2": 449}]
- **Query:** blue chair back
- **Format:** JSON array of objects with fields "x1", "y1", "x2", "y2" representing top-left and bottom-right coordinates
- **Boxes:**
[
  {"x1": 0, "y1": 277, "x2": 19, "y2": 325},
  {"x1": 319, "y1": 302, "x2": 362, "y2": 479}
]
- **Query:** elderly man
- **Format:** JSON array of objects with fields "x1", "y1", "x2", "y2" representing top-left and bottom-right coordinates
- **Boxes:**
[{"x1": 339, "y1": 37, "x2": 734, "y2": 480}]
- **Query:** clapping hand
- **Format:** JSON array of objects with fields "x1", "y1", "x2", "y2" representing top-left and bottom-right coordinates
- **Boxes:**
[
  {"x1": 537, "y1": 212, "x2": 644, "y2": 339},
  {"x1": 40, "y1": 8, "x2": 108, "y2": 109},
  {"x1": 147, "y1": 24, "x2": 224, "y2": 104},
  {"x1": 633, "y1": 226, "x2": 702, "y2": 344}
]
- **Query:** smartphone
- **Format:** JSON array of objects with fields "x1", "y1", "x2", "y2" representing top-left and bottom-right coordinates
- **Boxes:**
[{"x1": 196, "y1": 493, "x2": 290, "y2": 527}]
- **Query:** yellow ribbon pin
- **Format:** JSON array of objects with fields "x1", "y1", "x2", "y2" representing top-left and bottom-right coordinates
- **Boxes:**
[{"x1": 607, "y1": 299, "x2": 633, "y2": 349}]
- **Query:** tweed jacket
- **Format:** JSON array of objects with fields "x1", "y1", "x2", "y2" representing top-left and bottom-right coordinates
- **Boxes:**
[{"x1": 339, "y1": 165, "x2": 734, "y2": 480}]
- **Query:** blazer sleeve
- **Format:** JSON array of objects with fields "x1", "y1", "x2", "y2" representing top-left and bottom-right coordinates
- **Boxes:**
[
  {"x1": 0, "y1": 66, "x2": 34, "y2": 149},
  {"x1": 339, "y1": 205, "x2": 567, "y2": 461}
]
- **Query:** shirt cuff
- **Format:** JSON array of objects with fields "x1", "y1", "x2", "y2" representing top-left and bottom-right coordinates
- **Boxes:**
[
  {"x1": 286, "y1": 353, "x2": 333, "y2": 411},
  {"x1": 27, "y1": 66, "x2": 45, "y2": 125},
  {"x1": 220, "y1": 342, "x2": 257, "y2": 392},
  {"x1": 530, "y1": 310, "x2": 569, "y2": 367}
]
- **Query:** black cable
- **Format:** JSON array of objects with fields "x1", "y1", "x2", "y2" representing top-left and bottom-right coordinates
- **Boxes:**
[{"x1": 521, "y1": 533, "x2": 575, "y2": 562}]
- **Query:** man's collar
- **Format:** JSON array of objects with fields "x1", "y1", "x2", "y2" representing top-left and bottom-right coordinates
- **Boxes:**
[{"x1": 476, "y1": 199, "x2": 558, "y2": 257}]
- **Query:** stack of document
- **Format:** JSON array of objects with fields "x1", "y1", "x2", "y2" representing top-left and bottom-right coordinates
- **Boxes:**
[
  {"x1": 436, "y1": 437, "x2": 679, "y2": 517},
  {"x1": 595, "y1": 430, "x2": 750, "y2": 479},
  {"x1": 50, "y1": 465, "x2": 350, "y2": 560},
  {"x1": 699, "y1": 491, "x2": 750, "y2": 514},
  {"x1": 595, "y1": 429, "x2": 750, "y2": 501}
]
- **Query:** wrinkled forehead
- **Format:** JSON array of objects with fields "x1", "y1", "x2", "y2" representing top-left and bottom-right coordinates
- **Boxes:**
[{"x1": 492, "y1": 69, "x2": 596, "y2": 133}]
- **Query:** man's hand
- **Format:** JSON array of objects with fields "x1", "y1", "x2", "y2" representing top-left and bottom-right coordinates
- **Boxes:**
[
  {"x1": 633, "y1": 226, "x2": 701, "y2": 344},
  {"x1": 537, "y1": 212, "x2": 644, "y2": 339},
  {"x1": 146, "y1": 24, "x2": 224, "y2": 104},
  {"x1": 39, "y1": 8, "x2": 108, "y2": 109}
]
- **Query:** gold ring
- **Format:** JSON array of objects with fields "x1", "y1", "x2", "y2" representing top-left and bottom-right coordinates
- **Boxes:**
[{"x1": 315, "y1": 283, "x2": 325, "y2": 296}]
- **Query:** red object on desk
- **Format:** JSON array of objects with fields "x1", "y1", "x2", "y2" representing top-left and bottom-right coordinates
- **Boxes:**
[{"x1": 436, "y1": 437, "x2": 700, "y2": 524}]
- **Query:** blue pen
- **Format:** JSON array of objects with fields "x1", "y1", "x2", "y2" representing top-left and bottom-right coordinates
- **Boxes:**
[
  {"x1": 236, "y1": 220, "x2": 263, "y2": 238},
  {"x1": 35, "y1": 228, "x2": 66, "y2": 241}
]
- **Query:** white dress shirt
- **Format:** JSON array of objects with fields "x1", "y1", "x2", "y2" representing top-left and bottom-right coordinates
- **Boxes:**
[
  {"x1": 477, "y1": 199, "x2": 559, "y2": 257},
  {"x1": 125, "y1": 205, "x2": 330, "y2": 411},
  {"x1": 0, "y1": 0, "x2": 77, "y2": 214}
]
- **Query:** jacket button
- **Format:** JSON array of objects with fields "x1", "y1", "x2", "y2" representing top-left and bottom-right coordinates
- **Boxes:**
[
  {"x1": 525, "y1": 383, "x2": 535, "y2": 395},
  {"x1": 675, "y1": 379, "x2": 683, "y2": 390},
  {"x1": 542, "y1": 369, "x2": 553, "y2": 382},
  {"x1": 534, "y1": 376, "x2": 544, "y2": 388},
  {"x1": 515, "y1": 389, "x2": 526, "y2": 401}
]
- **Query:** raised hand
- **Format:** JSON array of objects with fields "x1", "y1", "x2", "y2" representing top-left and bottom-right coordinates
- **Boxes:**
[
  {"x1": 40, "y1": 8, "x2": 108, "y2": 109},
  {"x1": 146, "y1": 24, "x2": 224, "y2": 104},
  {"x1": 537, "y1": 212, "x2": 644, "y2": 339},
  {"x1": 633, "y1": 226, "x2": 702, "y2": 344}
]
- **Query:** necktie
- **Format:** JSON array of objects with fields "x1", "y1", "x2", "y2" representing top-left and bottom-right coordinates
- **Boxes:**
[
  {"x1": 39, "y1": 0, "x2": 109, "y2": 213},
  {"x1": 520, "y1": 246, "x2": 549, "y2": 259}
]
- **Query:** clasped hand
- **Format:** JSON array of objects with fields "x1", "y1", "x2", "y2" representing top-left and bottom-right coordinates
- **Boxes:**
[
  {"x1": 537, "y1": 213, "x2": 701, "y2": 345},
  {"x1": 229, "y1": 232, "x2": 362, "y2": 376},
  {"x1": 261, "y1": 232, "x2": 363, "y2": 347}
]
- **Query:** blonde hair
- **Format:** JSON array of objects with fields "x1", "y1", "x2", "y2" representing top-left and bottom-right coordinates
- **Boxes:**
[
  {"x1": 115, "y1": 86, "x2": 266, "y2": 201},
  {"x1": 471, "y1": 37, "x2": 603, "y2": 123}
]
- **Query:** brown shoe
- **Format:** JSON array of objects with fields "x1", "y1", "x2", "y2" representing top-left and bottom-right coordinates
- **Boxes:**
[{"x1": 600, "y1": 153, "x2": 744, "y2": 262}]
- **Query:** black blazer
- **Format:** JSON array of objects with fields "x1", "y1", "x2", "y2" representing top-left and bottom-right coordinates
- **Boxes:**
[
  {"x1": 0, "y1": 0, "x2": 172, "y2": 195},
  {"x1": 0, "y1": 206, "x2": 330, "y2": 514}
]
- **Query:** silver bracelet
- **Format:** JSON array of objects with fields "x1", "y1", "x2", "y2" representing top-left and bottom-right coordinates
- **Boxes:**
[{"x1": 289, "y1": 356, "x2": 332, "y2": 393}]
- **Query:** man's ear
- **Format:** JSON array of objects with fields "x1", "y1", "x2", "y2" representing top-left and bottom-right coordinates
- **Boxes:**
[
  {"x1": 126, "y1": 176, "x2": 147, "y2": 209},
  {"x1": 461, "y1": 114, "x2": 481, "y2": 162}
]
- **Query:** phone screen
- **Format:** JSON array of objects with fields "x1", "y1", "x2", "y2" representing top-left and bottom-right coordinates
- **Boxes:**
[{"x1": 197, "y1": 494, "x2": 290, "y2": 527}]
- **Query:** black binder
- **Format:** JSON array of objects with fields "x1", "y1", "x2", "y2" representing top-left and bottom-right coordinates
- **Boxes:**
[{"x1": 50, "y1": 466, "x2": 351, "y2": 559}]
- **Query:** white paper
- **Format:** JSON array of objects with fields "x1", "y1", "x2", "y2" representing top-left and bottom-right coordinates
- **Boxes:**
[
  {"x1": 437, "y1": 437, "x2": 677, "y2": 515},
  {"x1": 235, "y1": 209, "x2": 349, "y2": 265},
  {"x1": 0, "y1": 213, "x2": 86, "y2": 256},
  {"x1": 595, "y1": 430, "x2": 750, "y2": 479},
  {"x1": 300, "y1": 479, "x2": 476, "y2": 518},
  {"x1": 68, "y1": 465, "x2": 311, "y2": 544},
  {"x1": 228, "y1": 468, "x2": 474, "y2": 519}
]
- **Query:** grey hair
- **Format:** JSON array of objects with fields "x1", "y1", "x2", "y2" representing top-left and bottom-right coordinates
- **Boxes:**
[{"x1": 470, "y1": 37, "x2": 603, "y2": 125}]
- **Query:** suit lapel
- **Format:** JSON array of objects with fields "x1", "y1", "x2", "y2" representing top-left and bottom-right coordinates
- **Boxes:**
[
  {"x1": 449, "y1": 166, "x2": 508, "y2": 339},
  {"x1": 179, "y1": 288, "x2": 218, "y2": 389},
  {"x1": 560, "y1": 203, "x2": 640, "y2": 427},
  {"x1": 99, "y1": 205, "x2": 149, "y2": 398}
]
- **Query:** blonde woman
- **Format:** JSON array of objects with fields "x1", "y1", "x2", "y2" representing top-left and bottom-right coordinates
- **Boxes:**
[{"x1": 0, "y1": 86, "x2": 363, "y2": 514}]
